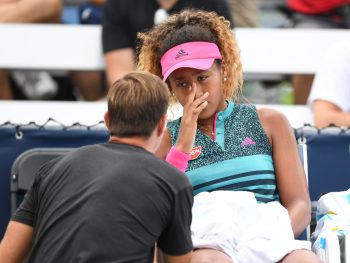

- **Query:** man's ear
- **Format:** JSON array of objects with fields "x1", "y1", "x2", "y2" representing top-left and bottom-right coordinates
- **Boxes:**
[
  {"x1": 156, "y1": 114, "x2": 167, "y2": 137},
  {"x1": 104, "y1": 112, "x2": 111, "y2": 130}
]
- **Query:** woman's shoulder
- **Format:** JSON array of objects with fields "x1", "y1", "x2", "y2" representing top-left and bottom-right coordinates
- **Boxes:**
[
  {"x1": 257, "y1": 108, "x2": 289, "y2": 124},
  {"x1": 257, "y1": 107, "x2": 292, "y2": 137},
  {"x1": 234, "y1": 103, "x2": 289, "y2": 126}
]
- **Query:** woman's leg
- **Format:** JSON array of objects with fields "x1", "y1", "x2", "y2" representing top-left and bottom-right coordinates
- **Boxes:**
[
  {"x1": 280, "y1": 249, "x2": 322, "y2": 263},
  {"x1": 191, "y1": 248, "x2": 233, "y2": 263}
]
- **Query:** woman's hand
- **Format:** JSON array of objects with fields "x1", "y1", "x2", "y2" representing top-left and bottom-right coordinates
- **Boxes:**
[{"x1": 175, "y1": 84, "x2": 209, "y2": 153}]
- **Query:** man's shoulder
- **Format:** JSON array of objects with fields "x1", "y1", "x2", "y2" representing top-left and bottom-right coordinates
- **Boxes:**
[
  {"x1": 70, "y1": 143, "x2": 105, "y2": 154},
  {"x1": 160, "y1": 161, "x2": 192, "y2": 190},
  {"x1": 136, "y1": 150, "x2": 191, "y2": 188}
]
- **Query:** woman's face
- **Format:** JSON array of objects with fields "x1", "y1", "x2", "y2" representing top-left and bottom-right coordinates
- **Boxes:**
[{"x1": 167, "y1": 62, "x2": 227, "y2": 119}]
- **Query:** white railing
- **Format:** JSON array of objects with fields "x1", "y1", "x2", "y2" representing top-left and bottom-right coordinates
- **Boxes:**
[
  {"x1": 2, "y1": 24, "x2": 336, "y2": 126},
  {"x1": 1, "y1": 24, "x2": 350, "y2": 74}
]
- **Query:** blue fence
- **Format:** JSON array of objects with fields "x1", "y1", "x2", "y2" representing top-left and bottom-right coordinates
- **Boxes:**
[{"x1": 0, "y1": 121, "x2": 109, "y2": 237}]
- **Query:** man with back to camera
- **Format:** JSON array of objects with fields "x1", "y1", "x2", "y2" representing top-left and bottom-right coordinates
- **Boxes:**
[{"x1": 0, "y1": 71, "x2": 193, "y2": 263}]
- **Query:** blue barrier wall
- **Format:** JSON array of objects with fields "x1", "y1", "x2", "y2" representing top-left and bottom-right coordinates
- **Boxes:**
[
  {"x1": 1, "y1": 124, "x2": 349, "y2": 238},
  {"x1": 306, "y1": 134, "x2": 350, "y2": 200}
]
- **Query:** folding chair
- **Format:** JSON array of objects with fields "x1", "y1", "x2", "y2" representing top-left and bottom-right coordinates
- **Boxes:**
[
  {"x1": 10, "y1": 147, "x2": 72, "y2": 214},
  {"x1": 299, "y1": 139, "x2": 350, "y2": 262}
]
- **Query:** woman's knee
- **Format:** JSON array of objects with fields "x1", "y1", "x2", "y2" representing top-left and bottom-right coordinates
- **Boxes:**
[
  {"x1": 190, "y1": 248, "x2": 233, "y2": 263},
  {"x1": 280, "y1": 249, "x2": 322, "y2": 263}
]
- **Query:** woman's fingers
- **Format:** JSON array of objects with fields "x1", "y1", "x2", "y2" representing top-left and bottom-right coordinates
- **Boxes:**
[
  {"x1": 193, "y1": 91, "x2": 209, "y2": 108},
  {"x1": 187, "y1": 83, "x2": 196, "y2": 103},
  {"x1": 185, "y1": 91, "x2": 208, "y2": 118},
  {"x1": 184, "y1": 84, "x2": 209, "y2": 117},
  {"x1": 176, "y1": 84, "x2": 209, "y2": 153},
  {"x1": 193, "y1": 100, "x2": 208, "y2": 115}
]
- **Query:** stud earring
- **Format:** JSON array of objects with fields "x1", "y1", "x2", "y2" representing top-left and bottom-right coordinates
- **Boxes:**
[{"x1": 223, "y1": 77, "x2": 227, "y2": 82}]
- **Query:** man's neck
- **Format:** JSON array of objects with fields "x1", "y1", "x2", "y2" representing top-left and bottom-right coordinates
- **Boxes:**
[
  {"x1": 109, "y1": 136, "x2": 155, "y2": 153},
  {"x1": 157, "y1": 0, "x2": 178, "y2": 11}
]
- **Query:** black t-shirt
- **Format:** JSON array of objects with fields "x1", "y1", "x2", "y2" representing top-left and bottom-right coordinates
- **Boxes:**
[
  {"x1": 102, "y1": 0, "x2": 233, "y2": 53},
  {"x1": 12, "y1": 143, "x2": 193, "y2": 263}
]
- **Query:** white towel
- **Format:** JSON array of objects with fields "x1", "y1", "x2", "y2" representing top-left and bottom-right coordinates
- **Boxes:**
[
  {"x1": 191, "y1": 191, "x2": 311, "y2": 263},
  {"x1": 312, "y1": 189, "x2": 350, "y2": 262}
]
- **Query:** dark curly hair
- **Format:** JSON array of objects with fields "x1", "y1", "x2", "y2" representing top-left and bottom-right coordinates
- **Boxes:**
[{"x1": 137, "y1": 9, "x2": 243, "y2": 102}]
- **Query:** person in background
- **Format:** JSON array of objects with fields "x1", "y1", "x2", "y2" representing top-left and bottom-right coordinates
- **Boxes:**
[
  {"x1": 227, "y1": 0, "x2": 259, "y2": 27},
  {"x1": 67, "y1": 0, "x2": 106, "y2": 101},
  {"x1": 308, "y1": 42, "x2": 350, "y2": 128},
  {"x1": 138, "y1": 9, "x2": 322, "y2": 263},
  {"x1": 0, "y1": 0, "x2": 62, "y2": 100},
  {"x1": 102, "y1": 0, "x2": 233, "y2": 91},
  {"x1": 286, "y1": 0, "x2": 350, "y2": 104},
  {"x1": 0, "y1": 71, "x2": 193, "y2": 263}
]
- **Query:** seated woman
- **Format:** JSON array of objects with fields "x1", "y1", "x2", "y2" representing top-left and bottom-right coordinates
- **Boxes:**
[{"x1": 138, "y1": 9, "x2": 322, "y2": 263}]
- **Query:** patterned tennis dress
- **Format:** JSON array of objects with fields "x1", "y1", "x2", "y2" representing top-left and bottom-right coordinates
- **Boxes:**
[{"x1": 167, "y1": 101, "x2": 280, "y2": 203}]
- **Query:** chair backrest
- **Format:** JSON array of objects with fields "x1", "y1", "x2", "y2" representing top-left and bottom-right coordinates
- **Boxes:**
[
  {"x1": 297, "y1": 142, "x2": 311, "y2": 241},
  {"x1": 10, "y1": 148, "x2": 72, "y2": 214},
  {"x1": 306, "y1": 134, "x2": 350, "y2": 201},
  {"x1": 297, "y1": 141, "x2": 308, "y2": 184}
]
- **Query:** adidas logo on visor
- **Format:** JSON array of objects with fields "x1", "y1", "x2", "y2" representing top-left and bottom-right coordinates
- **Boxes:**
[{"x1": 175, "y1": 49, "x2": 189, "y2": 59}]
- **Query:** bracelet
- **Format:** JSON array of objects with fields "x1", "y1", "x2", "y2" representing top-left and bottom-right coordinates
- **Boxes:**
[{"x1": 165, "y1": 146, "x2": 190, "y2": 173}]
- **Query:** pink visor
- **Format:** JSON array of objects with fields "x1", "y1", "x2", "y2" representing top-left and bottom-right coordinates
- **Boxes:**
[{"x1": 160, "y1": 42, "x2": 222, "y2": 80}]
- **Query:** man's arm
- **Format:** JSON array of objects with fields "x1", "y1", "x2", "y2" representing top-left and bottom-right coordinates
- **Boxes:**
[
  {"x1": 102, "y1": 0, "x2": 137, "y2": 88},
  {"x1": 0, "y1": 0, "x2": 62, "y2": 23},
  {"x1": 308, "y1": 43, "x2": 350, "y2": 127},
  {"x1": 313, "y1": 100, "x2": 350, "y2": 128},
  {"x1": 0, "y1": 221, "x2": 33, "y2": 263},
  {"x1": 104, "y1": 48, "x2": 136, "y2": 88}
]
